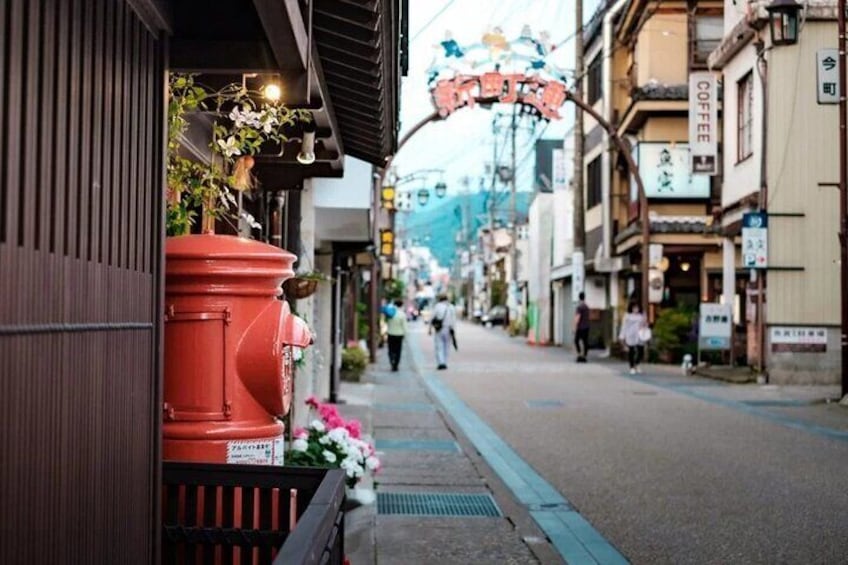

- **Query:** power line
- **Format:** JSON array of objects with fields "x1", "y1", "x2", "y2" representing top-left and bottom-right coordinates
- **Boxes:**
[{"x1": 411, "y1": 0, "x2": 457, "y2": 43}]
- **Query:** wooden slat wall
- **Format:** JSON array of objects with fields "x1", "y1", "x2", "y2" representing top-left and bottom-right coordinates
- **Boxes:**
[{"x1": 0, "y1": 0, "x2": 165, "y2": 562}]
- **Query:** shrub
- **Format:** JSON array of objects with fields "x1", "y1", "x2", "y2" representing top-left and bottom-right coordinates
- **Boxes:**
[
  {"x1": 652, "y1": 306, "x2": 695, "y2": 363},
  {"x1": 341, "y1": 346, "x2": 368, "y2": 375}
]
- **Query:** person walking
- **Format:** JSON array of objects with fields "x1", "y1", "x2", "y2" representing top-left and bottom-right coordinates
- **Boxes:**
[
  {"x1": 385, "y1": 299, "x2": 407, "y2": 371},
  {"x1": 573, "y1": 292, "x2": 590, "y2": 362},
  {"x1": 429, "y1": 293, "x2": 456, "y2": 370},
  {"x1": 619, "y1": 301, "x2": 649, "y2": 374}
]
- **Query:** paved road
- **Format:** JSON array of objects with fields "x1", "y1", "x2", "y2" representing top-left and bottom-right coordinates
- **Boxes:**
[{"x1": 412, "y1": 320, "x2": 848, "y2": 564}]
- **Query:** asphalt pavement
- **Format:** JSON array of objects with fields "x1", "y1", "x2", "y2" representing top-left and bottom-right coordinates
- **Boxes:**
[{"x1": 340, "y1": 319, "x2": 848, "y2": 564}]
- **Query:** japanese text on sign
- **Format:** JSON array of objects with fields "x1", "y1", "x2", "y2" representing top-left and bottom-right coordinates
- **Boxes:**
[
  {"x1": 742, "y1": 212, "x2": 768, "y2": 269},
  {"x1": 431, "y1": 72, "x2": 568, "y2": 120},
  {"x1": 816, "y1": 49, "x2": 839, "y2": 105}
]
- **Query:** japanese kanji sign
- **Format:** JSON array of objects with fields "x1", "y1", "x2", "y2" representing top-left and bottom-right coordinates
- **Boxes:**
[
  {"x1": 742, "y1": 212, "x2": 768, "y2": 269},
  {"x1": 816, "y1": 49, "x2": 839, "y2": 104},
  {"x1": 431, "y1": 72, "x2": 568, "y2": 120},
  {"x1": 770, "y1": 327, "x2": 828, "y2": 353},
  {"x1": 699, "y1": 303, "x2": 732, "y2": 351}
]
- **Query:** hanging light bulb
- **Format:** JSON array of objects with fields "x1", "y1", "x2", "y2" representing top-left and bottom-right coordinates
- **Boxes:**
[{"x1": 262, "y1": 82, "x2": 283, "y2": 102}]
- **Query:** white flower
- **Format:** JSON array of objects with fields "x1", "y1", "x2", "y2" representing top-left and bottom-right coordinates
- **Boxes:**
[
  {"x1": 216, "y1": 136, "x2": 241, "y2": 157},
  {"x1": 309, "y1": 419, "x2": 325, "y2": 433},
  {"x1": 258, "y1": 110, "x2": 277, "y2": 134},
  {"x1": 365, "y1": 455, "x2": 380, "y2": 471},
  {"x1": 291, "y1": 438, "x2": 309, "y2": 452},
  {"x1": 323, "y1": 450, "x2": 337, "y2": 464},
  {"x1": 318, "y1": 435, "x2": 331, "y2": 445},
  {"x1": 327, "y1": 427, "x2": 350, "y2": 444}
]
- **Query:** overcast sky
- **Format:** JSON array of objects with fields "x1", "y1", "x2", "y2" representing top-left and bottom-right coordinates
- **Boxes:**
[{"x1": 390, "y1": 0, "x2": 601, "y2": 198}]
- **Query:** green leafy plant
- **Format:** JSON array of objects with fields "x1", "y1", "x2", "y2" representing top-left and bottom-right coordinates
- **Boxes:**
[
  {"x1": 296, "y1": 270, "x2": 331, "y2": 282},
  {"x1": 166, "y1": 73, "x2": 310, "y2": 236},
  {"x1": 341, "y1": 346, "x2": 368, "y2": 378},
  {"x1": 356, "y1": 302, "x2": 370, "y2": 340},
  {"x1": 383, "y1": 279, "x2": 405, "y2": 302},
  {"x1": 652, "y1": 306, "x2": 695, "y2": 362}
]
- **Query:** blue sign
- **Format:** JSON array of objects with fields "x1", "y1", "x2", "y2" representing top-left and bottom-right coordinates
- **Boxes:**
[{"x1": 742, "y1": 211, "x2": 768, "y2": 229}]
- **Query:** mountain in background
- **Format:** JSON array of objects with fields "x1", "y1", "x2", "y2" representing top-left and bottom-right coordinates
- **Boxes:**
[{"x1": 398, "y1": 189, "x2": 535, "y2": 267}]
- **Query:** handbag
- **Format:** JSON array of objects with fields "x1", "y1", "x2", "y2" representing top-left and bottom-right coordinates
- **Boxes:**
[{"x1": 638, "y1": 326, "x2": 652, "y2": 343}]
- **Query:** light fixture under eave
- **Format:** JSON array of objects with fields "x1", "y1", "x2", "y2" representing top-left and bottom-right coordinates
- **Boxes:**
[
  {"x1": 680, "y1": 260, "x2": 691, "y2": 272},
  {"x1": 434, "y1": 181, "x2": 448, "y2": 198},
  {"x1": 297, "y1": 124, "x2": 316, "y2": 165},
  {"x1": 263, "y1": 82, "x2": 283, "y2": 102}
]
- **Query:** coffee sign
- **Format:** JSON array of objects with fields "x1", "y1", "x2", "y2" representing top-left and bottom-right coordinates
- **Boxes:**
[{"x1": 689, "y1": 72, "x2": 718, "y2": 175}]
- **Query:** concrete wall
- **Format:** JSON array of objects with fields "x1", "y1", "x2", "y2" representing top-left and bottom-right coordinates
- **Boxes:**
[
  {"x1": 528, "y1": 194, "x2": 554, "y2": 344},
  {"x1": 635, "y1": 12, "x2": 689, "y2": 87}
]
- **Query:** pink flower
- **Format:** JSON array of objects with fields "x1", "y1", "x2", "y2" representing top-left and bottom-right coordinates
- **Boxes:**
[
  {"x1": 318, "y1": 404, "x2": 339, "y2": 421},
  {"x1": 326, "y1": 415, "x2": 345, "y2": 429},
  {"x1": 344, "y1": 420, "x2": 361, "y2": 439},
  {"x1": 293, "y1": 427, "x2": 308, "y2": 439},
  {"x1": 305, "y1": 396, "x2": 320, "y2": 409}
]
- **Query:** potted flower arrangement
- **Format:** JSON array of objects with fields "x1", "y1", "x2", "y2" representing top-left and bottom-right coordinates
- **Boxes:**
[
  {"x1": 166, "y1": 73, "x2": 310, "y2": 236},
  {"x1": 284, "y1": 270, "x2": 330, "y2": 300},
  {"x1": 287, "y1": 397, "x2": 380, "y2": 493}
]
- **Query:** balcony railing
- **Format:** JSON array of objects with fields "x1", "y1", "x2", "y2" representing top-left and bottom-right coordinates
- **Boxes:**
[{"x1": 163, "y1": 462, "x2": 345, "y2": 564}]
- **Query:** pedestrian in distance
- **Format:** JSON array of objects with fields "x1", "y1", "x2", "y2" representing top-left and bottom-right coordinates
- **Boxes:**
[
  {"x1": 385, "y1": 299, "x2": 407, "y2": 372},
  {"x1": 619, "y1": 301, "x2": 650, "y2": 374},
  {"x1": 573, "y1": 291, "x2": 590, "y2": 363},
  {"x1": 429, "y1": 293, "x2": 456, "y2": 370}
]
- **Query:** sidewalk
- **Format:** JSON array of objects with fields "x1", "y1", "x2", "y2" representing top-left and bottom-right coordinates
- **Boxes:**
[{"x1": 336, "y1": 330, "x2": 564, "y2": 565}]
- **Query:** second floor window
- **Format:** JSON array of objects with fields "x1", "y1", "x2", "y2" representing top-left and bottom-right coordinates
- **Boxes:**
[
  {"x1": 692, "y1": 15, "x2": 723, "y2": 67},
  {"x1": 587, "y1": 156, "x2": 602, "y2": 209},
  {"x1": 737, "y1": 72, "x2": 754, "y2": 161},
  {"x1": 587, "y1": 56, "x2": 603, "y2": 105}
]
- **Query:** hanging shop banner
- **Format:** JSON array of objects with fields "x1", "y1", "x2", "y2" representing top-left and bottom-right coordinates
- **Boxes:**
[
  {"x1": 632, "y1": 143, "x2": 711, "y2": 199},
  {"x1": 648, "y1": 268, "x2": 664, "y2": 304},
  {"x1": 571, "y1": 251, "x2": 585, "y2": 302},
  {"x1": 699, "y1": 303, "x2": 732, "y2": 350},
  {"x1": 688, "y1": 72, "x2": 718, "y2": 175}
]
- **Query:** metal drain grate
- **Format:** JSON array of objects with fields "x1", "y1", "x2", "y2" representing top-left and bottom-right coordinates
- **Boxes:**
[
  {"x1": 525, "y1": 399, "x2": 564, "y2": 409},
  {"x1": 376, "y1": 439, "x2": 460, "y2": 452},
  {"x1": 374, "y1": 402, "x2": 436, "y2": 412},
  {"x1": 377, "y1": 492, "x2": 502, "y2": 517}
]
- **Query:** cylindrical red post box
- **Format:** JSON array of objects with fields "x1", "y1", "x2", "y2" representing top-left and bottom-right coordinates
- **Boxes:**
[{"x1": 163, "y1": 234, "x2": 312, "y2": 464}]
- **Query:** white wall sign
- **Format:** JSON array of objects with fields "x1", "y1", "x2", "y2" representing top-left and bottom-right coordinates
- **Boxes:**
[
  {"x1": 771, "y1": 327, "x2": 828, "y2": 353},
  {"x1": 226, "y1": 437, "x2": 285, "y2": 466},
  {"x1": 689, "y1": 72, "x2": 718, "y2": 175},
  {"x1": 699, "y1": 303, "x2": 732, "y2": 350},
  {"x1": 649, "y1": 243, "x2": 664, "y2": 269},
  {"x1": 632, "y1": 143, "x2": 711, "y2": 199},
  {"x1": 816, "y1": 49, "x2": 839, "y2": 104},
  {"x1": 742, "y1": 212, "x2": 768, "y2": 269},
  {"x1": 571, "y1": 251, "x2": 585, "y2": 302}
]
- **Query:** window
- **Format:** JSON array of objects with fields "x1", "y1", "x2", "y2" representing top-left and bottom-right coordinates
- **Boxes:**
[
  {"x1": 587, "y1": 56, "x2": 603, "y2": 105},
  {"x1": 737, "y1": 72, "x2": 754, "y2": 161},
  {"x1": 587, "y1": 156, "x2": 602, "y2": 208},
  {"x1": 691, "y1": 15, "x2": 723, "y2": 67}
]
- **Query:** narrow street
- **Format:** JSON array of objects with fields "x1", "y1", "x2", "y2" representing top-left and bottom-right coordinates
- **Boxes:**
[{"x1": 408, "y1": 320, "x2": 848, "y2": 564}]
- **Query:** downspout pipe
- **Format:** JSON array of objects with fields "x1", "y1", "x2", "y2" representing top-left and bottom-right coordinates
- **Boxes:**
[{"x1": 602, "y1": 0, "x2": 629, "y2": 263}]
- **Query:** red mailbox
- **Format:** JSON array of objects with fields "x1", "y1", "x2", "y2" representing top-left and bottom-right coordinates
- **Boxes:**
[{"x1": 163, "y1": 235, "x2": 312, "y2": 464}]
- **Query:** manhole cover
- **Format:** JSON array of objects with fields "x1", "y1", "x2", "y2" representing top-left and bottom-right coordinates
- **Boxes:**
[{"x1": 377, "y1": 492, "x2": 502, "y2": 517}]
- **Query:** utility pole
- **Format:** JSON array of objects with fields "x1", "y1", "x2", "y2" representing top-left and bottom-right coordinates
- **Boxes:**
[
  {"x1": 510, "y1": 104, "x2": 518, "y2": 288},
  {"x1": 838, "y1": 0, "x2": 848, "y2": 398},
  {"x1": 573, "y1": 0, "x2": 585, "y2": 267}
]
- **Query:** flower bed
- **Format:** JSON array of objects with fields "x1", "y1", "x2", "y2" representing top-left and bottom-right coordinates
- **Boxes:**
[{"x1": 286, "y1": 397, "x2": 380, "y2": 488}]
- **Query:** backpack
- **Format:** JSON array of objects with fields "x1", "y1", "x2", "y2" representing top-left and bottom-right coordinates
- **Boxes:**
[
  {"x1": 431, "y1": 316, "x2": 444, "y2": 331},
  {"x1": 382, "y1": 304, "x2": 397, "y2": 319}
]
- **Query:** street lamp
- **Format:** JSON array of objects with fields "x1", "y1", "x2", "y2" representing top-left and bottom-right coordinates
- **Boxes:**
[
  {"x1": 766, "y1": 0, "x2": 802, "y2": 46},
  {"x1": 434, "y1": 180, "x2": 448, "y2": 198},
  {"x1": 417, "y1": 188, "x2": 431, "y2": 206}
]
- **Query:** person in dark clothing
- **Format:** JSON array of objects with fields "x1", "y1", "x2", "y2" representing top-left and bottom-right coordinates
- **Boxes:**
[{"x1": 573, "y1": 292, "x2": 590, "y2": 362}]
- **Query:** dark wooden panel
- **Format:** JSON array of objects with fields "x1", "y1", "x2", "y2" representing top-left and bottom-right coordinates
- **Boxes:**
[{"x1": 0, "y1": 0, "x2": 166, "y2": 562}]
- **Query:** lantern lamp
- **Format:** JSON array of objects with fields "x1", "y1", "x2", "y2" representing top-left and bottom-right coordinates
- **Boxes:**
[
  {"x1": 766, "y1": 0, "x2": 802, "y2": 46},
  {"x1": 417, "y1": 188, "x2": 431, "y2": 206},
  {"x1": 434, "y1": 181, "x2": 448, "y2": 198}
]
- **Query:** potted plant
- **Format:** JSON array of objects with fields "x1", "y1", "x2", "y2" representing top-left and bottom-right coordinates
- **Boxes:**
[
  {"x1": 287, "y1": 396, "x2": 381, "y2": 493},
  {"x1": 284, "y1": 270, "x2": 331, "y2": 300},
  {"x1": 166, "y1": 73, "x2": 310, "y2": 236},
  {"x1": 340, "y1": 346, "x2": 368, "y2": 382}
]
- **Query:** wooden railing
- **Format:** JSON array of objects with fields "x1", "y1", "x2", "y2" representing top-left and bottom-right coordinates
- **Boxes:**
[{"x1": 163, "y1": 462, "x2": 345, "y2": 564}]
